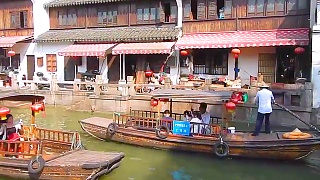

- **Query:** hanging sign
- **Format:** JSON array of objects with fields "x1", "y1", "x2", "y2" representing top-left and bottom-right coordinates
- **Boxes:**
[{"x1": 172, "y1": 121, "x2": 190, "y2": 136}]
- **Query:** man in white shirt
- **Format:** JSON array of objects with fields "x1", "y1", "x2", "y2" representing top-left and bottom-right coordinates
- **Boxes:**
[{"x1": 252, "y1": 84, "x2": 275, "y2": 136}]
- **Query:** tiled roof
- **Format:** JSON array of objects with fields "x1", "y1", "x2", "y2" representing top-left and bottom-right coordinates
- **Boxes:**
[
  {"x1": 44, "y1": 0, "x2": 128, "y2": 8},
  {"x1": 44, "y1": 0, "x2": 320, "y2": 10},
  {"x1": 35, "y1": 27, "x2": 181, "y2": 43}
]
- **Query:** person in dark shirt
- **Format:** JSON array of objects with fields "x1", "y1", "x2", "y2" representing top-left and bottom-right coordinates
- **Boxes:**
[{"x1": 162, "y1": 110, "x2": 174, "y2": 130}]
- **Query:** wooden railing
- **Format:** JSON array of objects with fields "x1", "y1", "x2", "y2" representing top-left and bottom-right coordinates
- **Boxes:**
[
  {"x1": 130, "y1": 110, "x2": 222, "y2": 124},
  {"x1": 113, "y1": 113, "x2": 222, "y2": 137},
  {"x1": 0, "y1": 140, "x2": 40, "y2": 157},
  {"x1": 36, "y1": 128, "x2": 76, "y2": 144}
]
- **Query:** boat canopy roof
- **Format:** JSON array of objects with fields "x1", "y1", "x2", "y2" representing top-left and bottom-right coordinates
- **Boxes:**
[
  {"x1": 0, "y1": 92, "x2": 45, "y2": 102},
  {"x1": 151, "y1": 89, "x2": 232, "y2": 101}
]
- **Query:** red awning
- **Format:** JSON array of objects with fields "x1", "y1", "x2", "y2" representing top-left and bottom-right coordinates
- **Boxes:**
[
  {"x1": 112, "y1": 42, "x2": 175, "y2": 55},
  {"x1": 175, "y1": 28, "x2": 309, "y2": 49},
  {"x1": 58, "y1": 44, "x2": 116, "y2": 56},
  {"x1": 0, "y1": 36, "x2": 31, "y2": 48}
]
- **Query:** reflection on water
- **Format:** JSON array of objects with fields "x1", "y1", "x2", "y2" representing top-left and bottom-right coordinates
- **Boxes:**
[{"x1": 1, "y1": 106, "x2": 319, "y2": 180}]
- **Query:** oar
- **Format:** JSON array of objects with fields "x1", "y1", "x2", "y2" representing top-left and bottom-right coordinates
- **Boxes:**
[{"x1": 274, "y1": 103, "x2": 320, "y2": 133}]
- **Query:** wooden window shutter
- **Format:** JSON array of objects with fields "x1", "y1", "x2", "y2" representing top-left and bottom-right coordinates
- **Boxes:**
[
  {"x1": 207, "y1": 0, "x2": 217, "y2": 19},
  {"x1": 197, "y1": 0, "x2": 206, "y2": 20},
  {"x1": 15, "y1": 12, "x2": 21, "y2": 28},
  {"x1": 159, "y1": 2, "x2": 165, "y2": 22},
  {"x1": 23, "y1": 10, "x2": 28, "y2": 28},
  {"x1": 46, "y1": 54, "x2": 57, "y2": 72},
  {"x1": 37, "y1": 57, "x2": 43, "y2": 67}
]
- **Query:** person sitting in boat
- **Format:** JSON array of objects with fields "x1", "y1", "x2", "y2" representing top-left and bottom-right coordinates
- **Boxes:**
[
  {"x1": 162, "y1": 110, "x2": 174, "y2": 130},
  {"x1": 199, "y1": 103, "x2": 211, "y2": 134},
  {"x1": 190, "y1": 112, "x2": 204, "y2": 135},
  {"x1": 183, "y1": 110, "x2": 192, "y2": 121},
  {"x1": 0, "y1": 114, "x2": 24, "y2": 140}
]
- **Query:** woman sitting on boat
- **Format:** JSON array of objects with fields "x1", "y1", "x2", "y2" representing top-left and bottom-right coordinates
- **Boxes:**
[
  {"x1": 162, "y1": 110, "x2": 174, "y2": 130},
  {"x1": 183, "y1": 110, "x2": 192, "y2": 121},
  {"x1": 190, "y1": 112, "x2": 205, "y2": 135},
  {"x1": 0, "y1": 114, "x2": 24, "y2": 140}
]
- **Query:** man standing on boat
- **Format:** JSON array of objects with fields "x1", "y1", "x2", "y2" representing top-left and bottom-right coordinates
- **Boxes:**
[
  {"x1": 252, "y1": 84, "x2": 275, "y2": 136},
  {"x1": 199, "y1": 103, "x2": 211, "y2": 134}
]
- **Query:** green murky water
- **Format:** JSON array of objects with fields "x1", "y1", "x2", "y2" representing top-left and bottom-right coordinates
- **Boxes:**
[{"x1": 1, "y1": 106, "x2": 320, "y2": 180}]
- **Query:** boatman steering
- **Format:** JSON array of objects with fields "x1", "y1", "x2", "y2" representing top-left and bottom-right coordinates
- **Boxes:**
[{"x1": 252, "y1": 83, "x2": 275, "y2": 136}]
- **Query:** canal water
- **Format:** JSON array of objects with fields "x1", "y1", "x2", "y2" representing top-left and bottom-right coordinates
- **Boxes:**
[{"x1": 2, "y1": 106, "x2": 320, "y2": 180}]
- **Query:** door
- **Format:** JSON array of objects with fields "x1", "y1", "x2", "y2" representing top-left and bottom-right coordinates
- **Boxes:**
[
  {"x1": 64, "y1": 57, "x2": 76, "y2": 81},
  {"x1": 258, "y1": 53, "x2": 276, "y2": 83},
  {"x1": 27, "y1": 55, "x2": 35, "y2": 80}
]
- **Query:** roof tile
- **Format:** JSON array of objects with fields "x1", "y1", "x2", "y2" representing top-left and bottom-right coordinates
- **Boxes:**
[{"x1": 44, "y1": 0, "x2": 127, "y2": 8}]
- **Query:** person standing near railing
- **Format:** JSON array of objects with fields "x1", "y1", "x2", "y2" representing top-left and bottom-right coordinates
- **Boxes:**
[{"x1": 199, "y1": 103, "x2": 211, "y2": 134}]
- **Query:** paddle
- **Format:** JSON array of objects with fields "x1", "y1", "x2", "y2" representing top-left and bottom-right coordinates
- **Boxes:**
[{"x1": 274, "y1": 103, "x2": 320, "y2": 133}]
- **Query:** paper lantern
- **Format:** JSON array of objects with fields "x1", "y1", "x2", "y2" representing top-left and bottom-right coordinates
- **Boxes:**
[
  {"x1": 31, "y1": 103, "x2": 44, "y2": 115},
  {"x1": 7, "y1": 50, "x2": 15, "y2": 57},
  {"x1": 225, "y1": 102, "x2": 236, "y2": 113},
  {"x1": 0, "y1": 107, "x2": 10, "y2": 120},
  {"x1": 150, "y1": 99, "x2": 158, "y2": 107},
  {"x1": 231, "y1": 48, "x2": 241, "y2": 55},
  {"x1": 180, "y1": 50, "x2": 188, "y2": 56},
  {"x1": 145, "y1": 70, "x2": 153, "y2": 77},
  {"x1": 294, "y1": 47, "x2": 305, "y2": 55}
]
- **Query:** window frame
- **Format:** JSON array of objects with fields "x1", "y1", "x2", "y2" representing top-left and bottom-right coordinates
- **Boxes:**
[
  {"x1": 193, "y1": 50, "x2": 228, "y2": 75},
  {"x1": 57, "y1": 9, "x2": 78, "y2": 27},
  {"x1": 136, "y1": 3, "x2": 159, "y2": 24},
  {"x1": 97, "y1": 6, "x2": 118, "y2": 26},
  {"x1": 9, "y1": 10, "x2": 28, "y2": 29},
  {"x1": 46, "y1": 54, "x2": 57, "y2": 73}
]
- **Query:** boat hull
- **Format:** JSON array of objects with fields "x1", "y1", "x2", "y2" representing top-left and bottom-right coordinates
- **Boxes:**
[{"x1": 80, "y1": 118, "x2": 320, "y2": 161}]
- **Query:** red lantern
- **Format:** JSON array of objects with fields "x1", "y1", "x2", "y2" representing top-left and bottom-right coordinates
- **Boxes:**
[
  {"x1": 180, "y1": 50, "x2": 188, "y2": 56},
  {"x1": 150, "y1": 99, "x2": 158, "y2": 107},
  {"x1": 294, "y1": 47, "x2": 305, "y2": 55},
  {"x1": 7, "y1": 50, "x2": 15, "y2": 57},
  {"x1": 233, "y1": 54, "x2": 239, "y2": 59},
  {"x1": 231, "y1": 48, "x2": 241, "y2": 55},
  {"x1": 0, "y1": 107, "x2": 10, "y2": 120},
  {"x1": 31, "y1": 103, "x2": 44, "y2": 115},
  {"x1": 145, "y1": 70, "x2": 153, "y2": 78},
  {"x1": 225, "y1": 102, "x2": 236, "y2": 113}
]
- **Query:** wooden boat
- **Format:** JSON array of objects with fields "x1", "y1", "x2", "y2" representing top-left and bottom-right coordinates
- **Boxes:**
[
  {"x1": 0, "y1": 92, "x2": 124, "y2": 180},
  {"x1": 79, "y1": 89, "x2": 320, "y2": 161}
]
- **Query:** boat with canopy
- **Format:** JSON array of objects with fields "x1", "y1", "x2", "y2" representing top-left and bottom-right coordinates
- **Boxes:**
[
  {"x1": 0, "y1": 92, "x2": 124, "y2": 180},
  {"x1": 79, "y1": 89, "x2": 320, "y2": 161}
]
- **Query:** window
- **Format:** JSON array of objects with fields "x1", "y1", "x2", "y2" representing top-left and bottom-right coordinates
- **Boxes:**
[
  {"x1": 275, "y1": 0, "x2": 285, "y2": 14},
  {"x1": 58, "y1": 9, "x2": 77, "y2": 27},
  {"x1": 10, "y1": 11, "x2": 27, "y2": 28},
  {"x1": 46, "y1": 54, "x2": 57, "y2": 72},
  {"x1": 184, "y1": 3, "x2": 191, "y2": 19},
  {"x1": 100, "y1": 9, "x2": 118, "y2": 25},
  {"x1": 248, "y1": 0, "x2": 265, "y2": 16},
  {"x1": 217, "y1": 0, "x2": 233, "y2": 18},
  {"x1": 266, "y1": 0, "x2": 275, "y2": 12},
  {"x1": 193, "y1": 50, "x2": 228, "y2": 75},
  {"x1": 137, "y1": 4, "x2": 159, "y2": 23}
]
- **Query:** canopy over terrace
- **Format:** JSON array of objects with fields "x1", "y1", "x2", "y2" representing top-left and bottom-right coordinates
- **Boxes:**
[
  {"x1": 175, "y1": 28, "x2": 309, "y2": 49},
  {"x1": 58, "y1": 44, "x2": 116, "y2": 57},
  {"x1": 151, "y1": 89, "x2": 232, "y2": 102},
  {"x1": 112, "y1": 42, "x2": 176, "y2": 55},
  {"x1": 0, "y1": 36, "x2": 32, "y2": 48}
]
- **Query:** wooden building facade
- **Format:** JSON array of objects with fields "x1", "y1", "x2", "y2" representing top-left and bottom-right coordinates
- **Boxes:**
[{"x1": 0, "y1": 0, "x2": 35, "y2": 81}]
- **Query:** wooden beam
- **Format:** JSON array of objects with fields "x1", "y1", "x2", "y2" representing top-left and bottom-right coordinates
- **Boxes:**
[{"x1": 107, "y1": 55, "x2": 117, "y2": 69}]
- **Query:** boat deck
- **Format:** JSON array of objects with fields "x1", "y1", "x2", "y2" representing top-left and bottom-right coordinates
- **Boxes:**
[
  {"x1": 46, "y1": 150, "x2": 124, "y2": 167},
  {"x1": 80, "y1": 117, "x2": 114, "y2": 128}
]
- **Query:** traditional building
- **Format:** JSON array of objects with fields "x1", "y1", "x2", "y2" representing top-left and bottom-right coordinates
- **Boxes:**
[
  {"x1": 312, "y1": 0, "x2": 320, "y2": 108},
  {"x1": 35, "y1": 0, "x2": 182, "y2": 84},
  {"x1": 0, "y1": 0, "x2": 35, "y2": 81}
]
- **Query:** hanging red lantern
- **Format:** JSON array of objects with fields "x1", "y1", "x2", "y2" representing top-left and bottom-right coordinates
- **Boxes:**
[
  {"x1": 145, "y1": 70, "x2": 153, "y2": 77},
  {"x1": 180, "y1": 50, "x2": 188, "y2": 56},
  {"x1": 0, "y1": 107, "x2": 10, "y2": 120},
  {"x1": 233, "y1": 54, "x2": 239, "y2": 59},
  {"x1": 31, "y1": 103, "x2": 44, "y2": 115},
  {"x1": 7, "y1": 50, "x2": 15, "y2": 57},
  {"x1": 150, "y1": 99, "x2": 158, "y2": 107},
  {"x1": 225, "y1": 102, "x2": 236, "y2": 113},
  {"x1": 160, "y1": 98, "x2": 169, "y2": 103},
  {"x1": 231, "y1": 48, "x2": 241, "y2": 55},
  {"x1": 294, "y1": 47, "x2": 305, "y2": 55}
]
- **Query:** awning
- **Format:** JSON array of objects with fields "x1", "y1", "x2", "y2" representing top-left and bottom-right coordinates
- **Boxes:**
[
  {"x1": 0, "y1": 36, "x2": 31, "y2": 48},
  {"x1": 112, "y1": 42, "x2": 175, "y2": 55},
  {"x1": 58, "y1": 44, "x2": 116, "y2": 56},
  {"x1": 176, "y1": 28, "x2": 309, "y2": 49}
]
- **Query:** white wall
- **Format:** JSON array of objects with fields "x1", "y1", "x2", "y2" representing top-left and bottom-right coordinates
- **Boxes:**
[
  {"x1": 312, "y1": 33, "x2": 320, "y2": 108},
  {"x1": 35, "y1": 42, "x2": 73, "y2": 82},
  {"x1": 11, "y1": 43, "x2": 35, "y2": 80},
  {"x1": 32, "y1": 0, "x2": 50, "y2": 38}
]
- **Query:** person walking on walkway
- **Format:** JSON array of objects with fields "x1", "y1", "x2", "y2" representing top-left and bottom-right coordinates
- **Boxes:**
[{"x1": 252, "y1": 84, "x2": 275, "y2": 136}]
